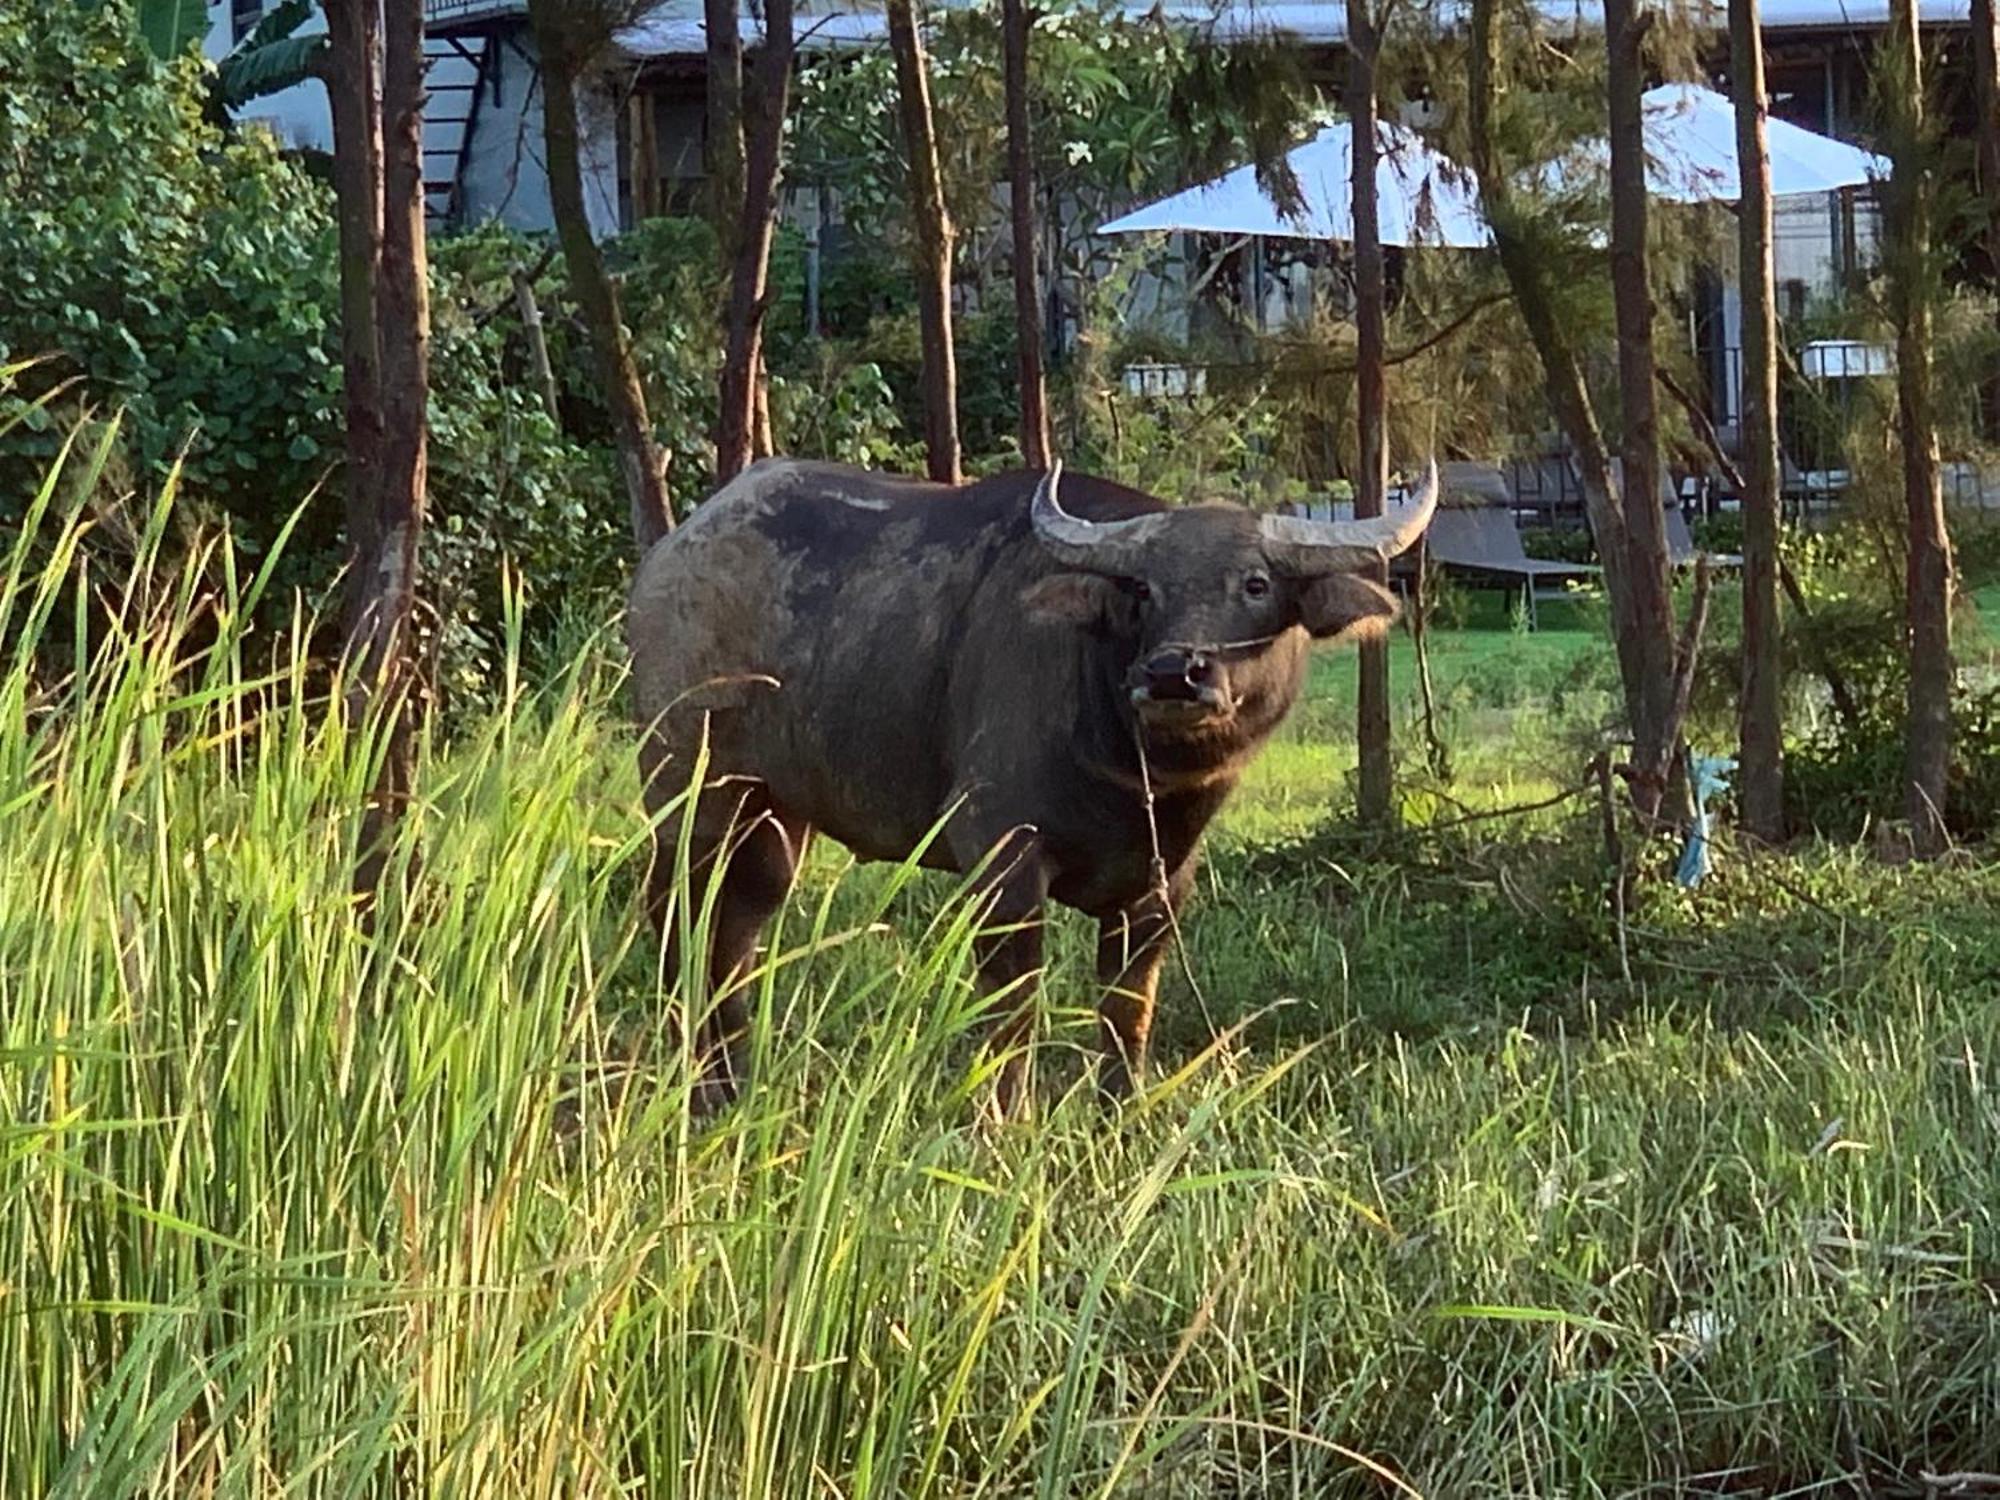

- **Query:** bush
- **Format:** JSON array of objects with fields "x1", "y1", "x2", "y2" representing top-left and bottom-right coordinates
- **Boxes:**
[
  {"x1": 423, "y1": 236, "x2": 628, "y2": 708},
  {"x1": 0, "y1": 10, "x2": 650, "y2": 708},
  {"x1": 1773, "y1": 517, "x2": 2000, "y2": 839},
  {"x1": 0, "y1": 1, "x2": 342, "y2": 564}
]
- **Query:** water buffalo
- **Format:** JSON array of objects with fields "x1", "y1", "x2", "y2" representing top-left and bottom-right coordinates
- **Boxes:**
[{"x1": 629, "y1": 457, "x2": 1436, "y2": 1114}]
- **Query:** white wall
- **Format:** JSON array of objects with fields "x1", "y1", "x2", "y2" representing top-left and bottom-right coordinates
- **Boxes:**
[
  {"x1": 1710, "y1": 189, "x2": 1881, "y2": 425},
  {"x1": 203, "y1": 7, "x2": 618, "y2": 237},
  {"x1": 457, "y1": 34, "x2": 621, "y2": 238}
]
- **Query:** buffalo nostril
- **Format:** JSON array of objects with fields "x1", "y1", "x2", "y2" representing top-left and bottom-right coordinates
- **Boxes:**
[
  {"x1": 1184, "y1": 652, "x2": 1216, "y2": 686},
  {"x1": 1143, "y1": 651, "x2": 1188, "y2": 684}
]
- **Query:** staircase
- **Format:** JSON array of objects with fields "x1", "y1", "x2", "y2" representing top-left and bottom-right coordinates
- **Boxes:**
[{"x1": 421, "y1": 30, "x2": 499, "y2": 230}]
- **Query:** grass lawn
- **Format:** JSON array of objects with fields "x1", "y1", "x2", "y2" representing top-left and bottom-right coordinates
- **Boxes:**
[{"x1": 4, "y1": 525, "x2": 1999, "y2": 1496}]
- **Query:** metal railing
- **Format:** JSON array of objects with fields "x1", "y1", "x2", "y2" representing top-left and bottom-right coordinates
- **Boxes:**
[{"x1": 424, "y1": 0, "x2": 524, "y2": 21}]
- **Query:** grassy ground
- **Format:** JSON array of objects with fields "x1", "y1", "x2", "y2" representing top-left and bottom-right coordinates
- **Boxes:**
[{"x1": 5, "y1": 463, "x2": 2000, "y2": 1496}]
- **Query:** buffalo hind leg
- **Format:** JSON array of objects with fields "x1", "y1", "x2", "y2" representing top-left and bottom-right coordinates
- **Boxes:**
[
  {"x1": 961, "y1": 829, "x2": 1049, "y2": 1122},
  {"x1": 645, "y1": 777, "x2": 806, "y2": 1111},
  {"x1": 1095, "y1": 863, "x2": 1193, "y2": 1101}
]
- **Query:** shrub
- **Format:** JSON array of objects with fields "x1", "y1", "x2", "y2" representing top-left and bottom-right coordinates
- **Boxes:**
[
  {"x1": 1774, "y1": 516, "x2": 2000, "y2": 839},
  {"x1": 0, "y1": 0, "x2": 342, "y2": 563}
]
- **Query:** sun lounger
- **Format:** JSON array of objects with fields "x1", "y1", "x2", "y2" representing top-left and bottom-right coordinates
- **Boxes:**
[
  {"x1": 1662, "y1": 502, "x2": 1742, "y2": 570},
  {"x1": 1423, "y1": 494, "x2": 1600, "y2": 630},
  {"x1": 1599, "y1": 457, "x2": 1743, "y2": 571}
]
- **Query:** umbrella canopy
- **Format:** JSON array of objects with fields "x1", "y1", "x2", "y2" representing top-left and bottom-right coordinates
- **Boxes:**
[
  {"x1": 1097, "y1": 119, "x2": 1492, "y2": 248},
  {"x1": 1553, "y1": 83, "x2": 1890, "y2": 203}
]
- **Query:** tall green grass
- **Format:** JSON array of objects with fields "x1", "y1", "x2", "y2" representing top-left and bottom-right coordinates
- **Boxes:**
[{"x1": 4, "y1": 431, "x2": 1999, "y2": 1496}]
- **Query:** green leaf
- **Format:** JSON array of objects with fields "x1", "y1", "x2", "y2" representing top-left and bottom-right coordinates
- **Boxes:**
[
  {"x1": 132, "y1": 0, "x2": 208, "y2": 59},
  {"x1": 220, "y1": 33, "x2": 327, "y2": 108},
  {"x1": 286, "y1": 432, "x2": 319, "y2": 461},
  {"x1": 241, "y1": 0, "x2": 317, "y2": 51}
]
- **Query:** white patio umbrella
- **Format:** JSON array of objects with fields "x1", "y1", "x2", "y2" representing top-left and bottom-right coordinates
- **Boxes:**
[
  {"x1": 1551, "y1": 83, "x2": 1890, "y2": 203},
  {"x1": 1097, "y1": 119, "x2": 1492, "y2": 248}
]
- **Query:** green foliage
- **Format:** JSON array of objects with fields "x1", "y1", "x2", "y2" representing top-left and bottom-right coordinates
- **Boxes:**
[
  {"x1": 789, "y1": 0, "x2": 1332, "y2": 478},
  {"x1": 1776, "y1": 523, "x2": 2000, "y2": 840},
  {"x1": 794, "y1": 2, "x2": 1271, "y2": 272},
  {"x1": 91, "y1": 0, "x2": 206, "y2": 58},
  {"x1": 217, "y1": 0, "x2": 328, "y2": 108},
  {"x1": 0, "y1": 0, "x2": 343, "y2": 566},
  {"x1": 8, "y1": 451, "x2": 2000, "y2": 1496},
  {"x1": 423, "y1": 237, "x2": 628, "y2": 708}
]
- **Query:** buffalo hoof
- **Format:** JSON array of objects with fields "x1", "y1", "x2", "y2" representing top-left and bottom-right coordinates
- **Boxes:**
[
  {"x1": 1093, "y1": 1052, "x2": 1147, "y2": 1106},
  {"x1": 688, "y1": 1057, "x2": 746, "y2": 1119}
]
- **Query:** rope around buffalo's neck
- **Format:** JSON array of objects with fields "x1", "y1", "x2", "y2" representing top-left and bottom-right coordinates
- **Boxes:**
[{"x1": 1132, "y1": 727, "x2": 1227, "y2": 1066}]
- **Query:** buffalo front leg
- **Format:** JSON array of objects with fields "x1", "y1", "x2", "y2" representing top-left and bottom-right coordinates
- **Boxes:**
[
  {"x1": 1095, "y1": 864, "x2": 1193, "y2": 1101},
  {"x1": 965, "y1": 830, "x2": 1050, "y2": 1122}
]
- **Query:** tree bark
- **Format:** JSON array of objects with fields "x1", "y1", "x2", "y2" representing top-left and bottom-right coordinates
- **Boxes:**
[
  {"x1": 512, "y1": 264, "x2": 562, "y2": 423},
  {"x1": 704, "y1": 0, "x2": 745, "y2": 255},
  {"x1": 1974, "y1": 0, "x2": 2000, "y2": 439},
  {"x1": 715, "y1": 0, "x2": 793, "y2": 485},
  {"x1": 345, "y1": 0, "x2": 433, "y2": 901},
  {"x1": 1348, "y1": 0, "x2": 1392, "y2": 825},
  {"x1": 1605, "y1": 0, "x2": 1677, "y2": 818},
  {"x1": 528, "y1": 0, "x2": 675, "y2": 553},
  {"x1": 1730, "y1": 0, "x2": 1786, "y2": 841},
  {"x1": 323, "y1": 0, "x2": 384, "y2": 629},
  {"x1": 1883, "y1": 1, "x2": 1953, "y2": 852},
  {"x1": 887, "y1": 0, "x2": 962, "y2": 484},
  {"x1": 628, "y1": 84, "x2": 661, "y2": 222},
  {"x1": 1003, "y1": 0, "x2": 1051, "y2": 469},
  {"x1": 1465, "y1": 0, "x2": 1644, "y2": 726}
]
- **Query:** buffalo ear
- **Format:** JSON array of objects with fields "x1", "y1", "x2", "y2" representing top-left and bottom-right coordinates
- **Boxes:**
[
  {"x1": 1297, "y1": 572, "x2": 1400, "y2": 641},
  {"x1": 1022, "y1": 571, "x2": 1126, "y2": 630}
]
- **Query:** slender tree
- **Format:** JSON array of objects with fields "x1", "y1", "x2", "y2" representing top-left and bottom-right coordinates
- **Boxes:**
[
  {"x1": 715, "y1": 0, "x2": 794, "y2": 484},
  {"x1": 1002, "y1": 0, "x2": 1051, "y2": 468},
  {"x1": 1604, "y1": 0, "x2": 1677, "y2": 815},
  {"x1": 1974, "y1": 0, "x2": 2000, "y2": 439},
  {"x1": 525, "y1": 0, "x2": 675, "y2": 553},
  {"x1": 704, "y1": 0, "x2": 745, "y2": 251},
  {"x1": 1347, "y1": 0, "x2": 1391, "y2": 824},
  {"x1": 1881, "y1": 1, "x2": 1954, "y2": 851},
  {"x1": 327, "y1": 0, "x2": 432, "y2": 899},
  {"x1": 1464, "y1": 0, "x2": 1640, "y2": 721},
  {"x1": 321, "y1": 0, "x2": 383, "y2": 606},
  {"x1": 887, "y1": 0, "x2": 962, "y2": 483},
  {"x1": 1731, "y1": 0, "x2": 1785, "y2": 840}
]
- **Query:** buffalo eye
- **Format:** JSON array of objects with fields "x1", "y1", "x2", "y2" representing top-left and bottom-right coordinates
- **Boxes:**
[
  {"x1": 1243, "y1": 571, "x2": 1272, "y2": 601},
  {"x1": 1130, "y1": 579, "x2": 1153, "y2": 603}
]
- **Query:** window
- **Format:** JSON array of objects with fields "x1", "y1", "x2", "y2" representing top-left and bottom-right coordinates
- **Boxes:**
[{"x1": 232, "y1": 0, "x2": 264, "y2": 45}]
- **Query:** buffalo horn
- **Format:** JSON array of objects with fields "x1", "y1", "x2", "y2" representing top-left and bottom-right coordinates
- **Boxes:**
[
  {"x1": 1029, "y1": 462, "x2": 1165, "y2": 573},
  {"x1": 1258, "y1": 458, "x2": 1440, "y2": 576}
]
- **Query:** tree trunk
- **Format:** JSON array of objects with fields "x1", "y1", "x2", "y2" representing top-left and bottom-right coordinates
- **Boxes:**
[
  {"x1": 704, "y1": 0, "x2": 745, "y2": 254},
  {"x1": 1466, "y1": 0, "x2": 1645, "y2": 727},
  {"x1": 1974, "y1": 0, "x2": 2000, "y2": 439},
  {"x1": 1731, "y1": 0, "x2": 1786, "y2": 841},
  {"x1": 628, "y1": 85, "x2": 661, "y2": 223},
  {"x1": 1883, "y1": 1, "x2": 1953, "y2": 852},
  {"x1": 323, "y1": 0, "x2": 384, "y2": 629},
  {"x1": 887, "y1": 0, "x2": 961, "y2": 484},
  {"x1": 1003, "y1": 0, "x2": 1051, "y2": 469},
  {"x1": 716, "y1": 0, "x2": 793, "y2": 485},
  {"x1": 1347, "y1": 0, "x2": 1392, "y2": 825},
  {"x1": 512, "y1": 264, "x2": 562, "y2": 423},
  {"x1": 346, "y1": 0, "x2": 433, "y2": 901},
  {"x1": 1605, "y1": 0, "x2": 1677, "y2": 818},
  {"x1": 528, "y1": 0, "x2": 675, "y2": 553}
]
